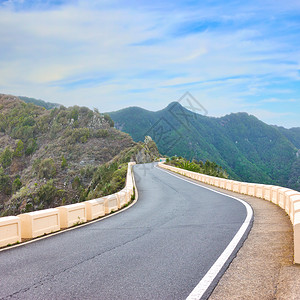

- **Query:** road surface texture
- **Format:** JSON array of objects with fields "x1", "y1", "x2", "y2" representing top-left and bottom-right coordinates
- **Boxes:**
[
  {"x1": 206, "y1": 184, "x2": 300, "y2": 299},
  {"x1": 167, "y1": 169, "x2": 300, "y2": 299},
  {"x1": 0, "y1": 163, "x2": 252, "y2": 300}
]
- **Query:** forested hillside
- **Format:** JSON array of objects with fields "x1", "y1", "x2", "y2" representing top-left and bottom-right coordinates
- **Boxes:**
[
  {"x1": 19, "y1": 96, "x2": 61, "y2": 110},
  {"x1": 0, "y1": 94, "x2": 159, "y2": 216},
  {"x1": 109, "y1": 102, "x2": 300, "y2": 191}
]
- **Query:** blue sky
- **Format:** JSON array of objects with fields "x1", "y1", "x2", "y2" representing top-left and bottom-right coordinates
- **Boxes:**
[{"x1": 0, "y1": 0, "x2": 299, "y2": 128}]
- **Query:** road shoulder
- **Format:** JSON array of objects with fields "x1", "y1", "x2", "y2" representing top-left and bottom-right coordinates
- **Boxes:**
[{"x1": 200, "y1": 183, "x2": 300, "y2": 300}]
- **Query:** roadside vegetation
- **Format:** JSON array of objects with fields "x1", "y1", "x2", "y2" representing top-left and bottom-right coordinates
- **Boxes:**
[
  {"x1": 0, "y1": 94, "x2": 159, "y2": 216},
  {"x1": 166, "y1": 156, "x2": 228, "y2": 178}
]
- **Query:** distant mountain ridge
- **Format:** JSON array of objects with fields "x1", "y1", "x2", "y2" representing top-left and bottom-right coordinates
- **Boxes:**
[
  {"x1": 18, "y1": 96, "x2": 61, "y2": 110},
  {"x1": 109, "y1": 102, "x2": 300, "y2": 191}
]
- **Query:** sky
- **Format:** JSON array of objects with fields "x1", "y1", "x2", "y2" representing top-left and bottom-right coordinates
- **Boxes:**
[{"x1": 0, "y1": 0, "x2": 299, "y2": 128}]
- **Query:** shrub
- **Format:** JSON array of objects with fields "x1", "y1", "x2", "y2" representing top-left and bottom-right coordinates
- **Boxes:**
[
  {"x1": 25, "y1": 138, "x2": 37, "y2": 155},
  {"x1": 36, "y1": 180, "x2": 65, "y2": 205},
  {"x1": 38, "y1": 158, "x2": 56, "y2": 179},
  {"x1": 14, "y1": 140, "x2": 24, "y2": 157},
  {"x1": 95, "y1": 129, "x2": 108, "y2": 138},
  {"x1": 12, "y1": 177, "x2": 22, "y2": 193},
  {"x1": 61, "y1": 155, "x2": 68, "y2": 169},
  {"x1": 80, "y1": 165, "x2": 96, "y2": 179},
  {"x1": 0, "y1": 147, "x2": 13, "y2": 168},
  {"x1": 104, "y1": 114, "x2": 114, "y2": 127},
  {"x1": 66, "y1": 128, "x2": 90, "y2": 144},
  {"x1": 11, "y1": 125, "x2": 35, "y2": 141},
  {"x1": 25, "y1": 202, "x2": 33, "y2": 212},
  {"x1": 69, "y1": 108, "x2": 79, "y2": 121},
  {"x1": 0, "y1": 167, "x2": 11, "y2": 195},
  {"x1": 72, "y1": 176, "x2": 81, "y2": 189}
]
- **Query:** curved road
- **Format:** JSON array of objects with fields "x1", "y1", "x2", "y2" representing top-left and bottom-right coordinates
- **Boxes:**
[{"x1": 0, "y1": 163, "x2": 252, "y2": 300}]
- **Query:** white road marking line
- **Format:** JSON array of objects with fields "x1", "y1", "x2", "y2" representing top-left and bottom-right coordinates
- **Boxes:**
[{"x1": 156, "y1": 166, "x2": 253, "y2": 300}]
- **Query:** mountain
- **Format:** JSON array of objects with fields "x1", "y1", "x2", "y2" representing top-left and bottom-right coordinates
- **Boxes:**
[
  {"x1": 109, "y1": 102, "x2": 300, "y2": 191},
  {"x1": 18, "y1": 96, "x2": 61, "y2": 110},
  {"x1": 19, "y1": 96, "x2": 61, "y2": 110},
  {"x1": 0, "y1": 94, "x2": 159, "y2": 216},
  {"x1": 275, "y1": 126, "x2": 300, "y2": 148}
]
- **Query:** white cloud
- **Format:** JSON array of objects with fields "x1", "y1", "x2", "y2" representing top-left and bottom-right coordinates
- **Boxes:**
[
  {"x1": 261, "y1": 98, "x2": 297, "y2": 103},
  {"x1": 0, "y1": 0, "x2": 299, "y2": 127}
]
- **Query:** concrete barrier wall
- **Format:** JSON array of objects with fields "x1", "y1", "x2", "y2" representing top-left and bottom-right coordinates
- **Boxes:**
[
  {"x1": 0, "y1": 162, "x2": 136, "y2": 248},
  {"x1": 271, "y1": 186, "x2": 281, "y2": 205},
  {"x1": 247, "y1": 183, "x2": 256, "y2": 196},
  {"x1": 226, "y1": 180, "x2": 233, "y2": 191},
  {"x1": 255, "y1": 184, "x2": 265, "y2": 199},
  {"x1": 0, "y1": 216, "x2": 21, "y2": 247},
  {"x1": 58, "y1": 203, "x2": 86, "y2": 229},
  {"x1": 85, "y1": 198, "x2": 106, "y2": 221},
  {"x1": 117, "y1": 189, "x2": 128, "y2": 208},
  {"x1": 290, "y1": 195, "x2": 300, "y2": 224},
  {"x1": 18, "y1": 208, "x2": 60, "y2": 239},
  {"x1": 159, "y1": 162, "x2": 300, "y2": 264},
  {"x1": 263, "y1": 185, "x2": 273, "y2": 201},
  {"x1": 232, "y1": 181, "x2": 240, "y2": 193},
  {"x1": 219, "y1": 178, "x2": 226, "y2": 189},
  {"x1": 294, "y1": 212, "x2": 300, "y2": 263},
  {"x1": 278, "y1": 188, "x2": 290, "y2": 210},
  {"x1": 285, "y1": 190, "x2": 299, "y2": 215},
  {"x1": 240, "y1": 182, "x2": 248, "y2": 195},
  {"x1": 105, "y1": 194, "x2": 119, "y2": 214}
]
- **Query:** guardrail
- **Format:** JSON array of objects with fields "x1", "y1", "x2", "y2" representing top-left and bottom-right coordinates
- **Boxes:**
[
  {"x1": 159, "y1": 162, "x2": 300, "y2": 264},
  {"x1": 0, "y1": 162, "x2": 136, "y2": 248}
]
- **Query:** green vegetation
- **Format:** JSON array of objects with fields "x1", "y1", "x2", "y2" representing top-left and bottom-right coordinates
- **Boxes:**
[
  {"x1": 86, "y1": 163, "x2": 128, "y2": 200},
  {"x1": 85, "y1": 141, "x2": 158, "y2": 200},
  {"x1": 38, "y1": 158, "x2": 57, "y2": 179},
  {"x1": 95, "y1": 129, "x2": 109, "y2": 138},
  {"x1": 0, "y1": 167, "x2": 11, "y2": 195},
  {"x1": 61, "y1": 155, "x2": 68, "y2": 169},
  {"x1": 167, "y1": 157, "x2": 228, "y2": 178},
  {"x1": 25, "y1": 138, "x2": 37, "y2": 155},
  {"x1": 0, "y1": 147, "x2": 13, "y2": 168},
  {"x1": 109, "y1": 103, "x2": 300, "y2": 191},
  {"x1": 19, "y1": 96, "x2": 60, "y2": 110},
  {"x1": 14, "y1": 140, "x2": 24, "y2": 157},
  {"x1": 36, "y1": 180, "x2": 65, "y2": 206},
  {"x1": 104, "y1": 114, "x2": 114, "y2": 127},
  {"x1": 12, "y1": 177, "x2": 22, "y2": 193},
  {"x1": 0, "y1": 94, "x2": 159, "y2": 216},
  {"x1": 65, "y1": 128, "x2": 90, "y2": 144},
  {"x1": 130, "y1": 188, "x2": 135, "y2": 201}
]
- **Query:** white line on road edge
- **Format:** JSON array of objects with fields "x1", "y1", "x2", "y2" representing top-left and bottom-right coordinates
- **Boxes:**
[{"x1": 156, "y1": 166, "x2": 253, "y2": 300}]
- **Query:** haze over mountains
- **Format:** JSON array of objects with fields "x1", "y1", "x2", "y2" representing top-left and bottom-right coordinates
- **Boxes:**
[{"x1": 109, "y1": 102, "x2": 300, "y2": 191}]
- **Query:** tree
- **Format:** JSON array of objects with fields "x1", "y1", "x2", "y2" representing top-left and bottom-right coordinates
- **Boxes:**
[
  {"x1": 104, "y1": 114, "x2": 114, "y2": 127},
  {"x1": 0, "y1": 167, "x2": 11, "y2": 195},
  {"x1": 14, "y1": 140, "x2": 24, "y2": 157},
  {"x1": 25, "y1": 138, "x2": 37, "y2": 155},
  {"x1": 12, "y1": 177, "x2": 22, "y2": 193},
  {"x1": 0, "y1": 147, "x2": 13, "y2": 168}
]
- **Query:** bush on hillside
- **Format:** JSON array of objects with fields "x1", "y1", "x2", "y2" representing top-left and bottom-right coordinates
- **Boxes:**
[{"x1": 38, "y1": 158, "x2": 57, "y2": 179}]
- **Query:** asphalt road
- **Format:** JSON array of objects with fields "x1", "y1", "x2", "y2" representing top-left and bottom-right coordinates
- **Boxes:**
[{"x1": 0, "y1": 163, "x2": 252, "y2": 300}]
